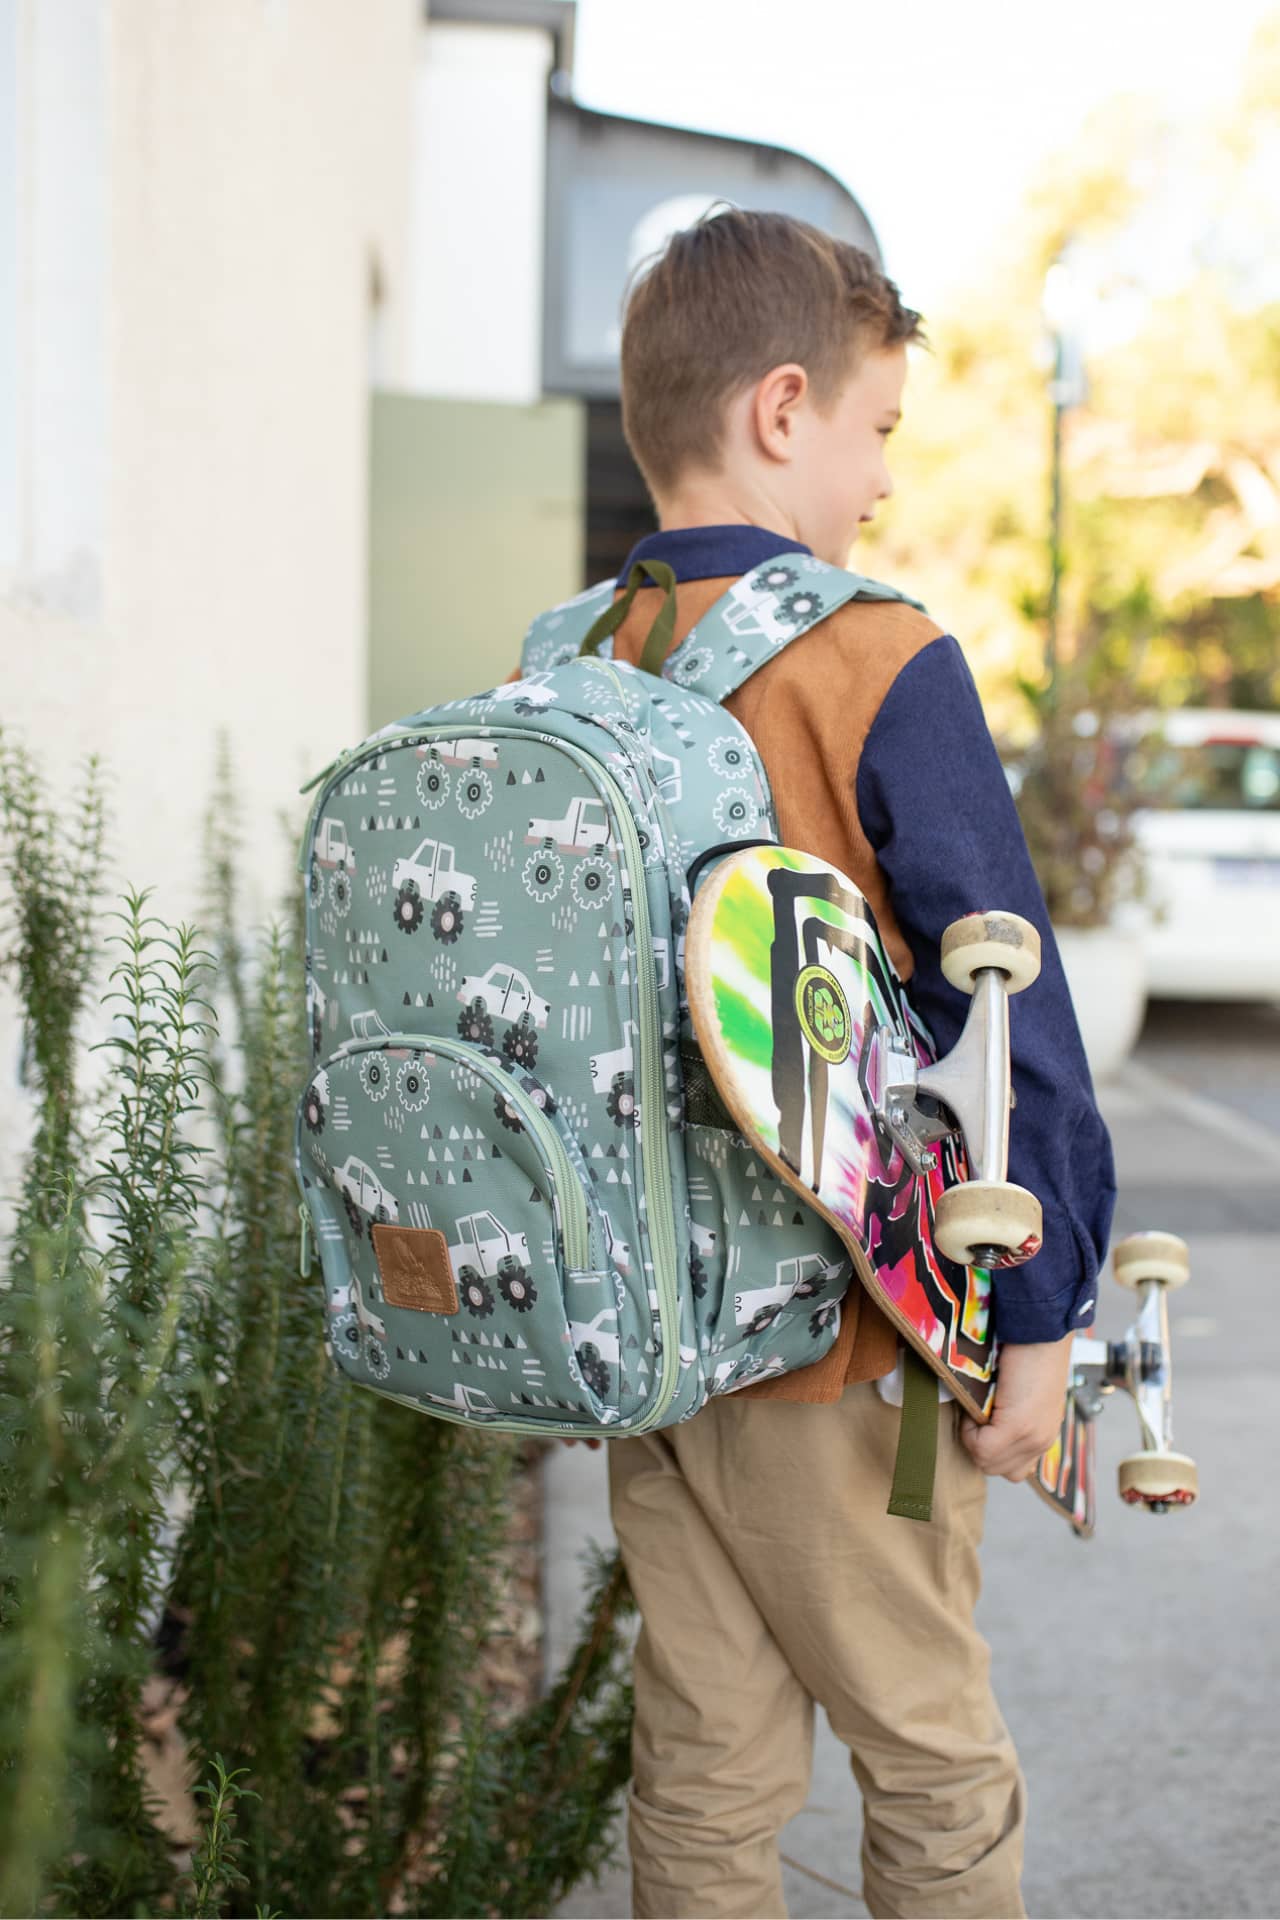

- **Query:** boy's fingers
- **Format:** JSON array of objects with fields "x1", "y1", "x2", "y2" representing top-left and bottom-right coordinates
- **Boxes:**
[{"x1": 960, "y1": 1415, "x2": 1053, "y2": 1483}]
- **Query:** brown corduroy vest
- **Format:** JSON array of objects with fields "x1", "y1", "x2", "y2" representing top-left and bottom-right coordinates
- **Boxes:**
[
  {"x1": 514, "y1": 576, "x2": 951, "y2": 1405},
  {"x1": 513, "y1": 575, "x2": 946, "y2": 1403}
]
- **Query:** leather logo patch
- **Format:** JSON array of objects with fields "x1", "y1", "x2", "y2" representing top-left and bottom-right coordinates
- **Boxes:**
[{"x1": 370, "y1": 1224, "x2": 459, "y2": 1314}]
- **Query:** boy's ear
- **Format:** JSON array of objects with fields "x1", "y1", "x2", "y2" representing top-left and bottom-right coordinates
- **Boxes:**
[{"x1": 754, "y1": 362, "x2": 809, "y2": 465}]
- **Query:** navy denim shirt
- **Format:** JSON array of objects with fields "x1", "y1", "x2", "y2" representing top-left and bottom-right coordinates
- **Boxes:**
[{"x1": 619, "y1": 524, "x2": 1117, "y2": 1345}]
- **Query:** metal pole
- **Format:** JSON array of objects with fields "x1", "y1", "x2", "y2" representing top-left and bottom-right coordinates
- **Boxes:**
[{"x1": 1047, "y1": 359, "x2": 1063, "y2": 698}]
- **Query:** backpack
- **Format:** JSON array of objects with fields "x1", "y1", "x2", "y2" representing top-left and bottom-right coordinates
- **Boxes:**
[{"x1": 294, "y1": 552, "x2": 926, "y2": 1436}]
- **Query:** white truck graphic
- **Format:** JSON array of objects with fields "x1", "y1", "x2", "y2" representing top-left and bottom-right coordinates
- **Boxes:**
[
  {"x1": 450, "y1": 1213, "x2": 529, "y2": 1290},
  {"x1": 526, "y1": 796, "x2": 611, "y2": 853},
  {"x1": 589, "y1": 1020, "x2": 636, "y2": 1094},
  {"x1": 734, "y1": 1253, "x2": 844, "y2": 1333},
  {"x1": 349, "y1": 1008, "x2": 393, "y2": 1043},
  {"x1": 486, "y1": 679, "x2": 558, "y2": 713},
  {"x1": 334, "y1": 1155, "x2": 400, "y2": 1225},
  {"x1": 602, "y1": 1210, "x2": 631, "y2": 1277},
  {"x1": 422, "y1": 1382, "x2": 501, "y2": 1419},
  {"x1": 392, "y1": 837, "x2": 477, "y2": 938},
  {"x1": 457, "y1": 963, "x2": 550, "y2": 1032},
  {"x1": 589, "y1": 1019, "x2": 637, "y2": 1127},
  {"x1": 417, "y1": 737, "x2": 499, "y2": 766},
  {"x1": 315, "y1": 817, "x2": 356, "y2": 871},
  {"x1": 570, "y1": 1307, "x2": 619, "y2": 1399}
]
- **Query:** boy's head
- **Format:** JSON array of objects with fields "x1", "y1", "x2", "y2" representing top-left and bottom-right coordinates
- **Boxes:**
[{"x1": 619, "y1": 206, "x2": 925, "y2": 567}]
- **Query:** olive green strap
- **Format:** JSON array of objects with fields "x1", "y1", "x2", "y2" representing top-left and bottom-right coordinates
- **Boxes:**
[
  {"x1": 886, "y1": 1345, "x2": 939, "y2": 1523},
  {"x1": 577, "y1": 559, "x2": 678, "y2": 676}
]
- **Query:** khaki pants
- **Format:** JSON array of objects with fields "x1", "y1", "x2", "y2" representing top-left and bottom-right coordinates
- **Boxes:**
[{"x1": 607, "y1": 1381, "x2": 1027, "y2": 1919}]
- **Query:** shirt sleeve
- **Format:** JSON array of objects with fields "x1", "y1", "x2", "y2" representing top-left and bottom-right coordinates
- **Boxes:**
[{"x1": 855, "y1": 633, "x2": 1116, "y2": 1344}]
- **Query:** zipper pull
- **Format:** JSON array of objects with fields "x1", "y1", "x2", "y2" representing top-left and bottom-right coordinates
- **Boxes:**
[
  {"x1": 298, "y1": 746, "x2": 353, "y2": 797},
  {"x1": 298, "y1": 1201, "x2": 313, "y2": 1278}
]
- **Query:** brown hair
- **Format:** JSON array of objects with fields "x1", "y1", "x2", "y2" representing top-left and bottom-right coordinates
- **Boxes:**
[{"x1": 619, "y1": 204, "x2": 925, "y2": 502}]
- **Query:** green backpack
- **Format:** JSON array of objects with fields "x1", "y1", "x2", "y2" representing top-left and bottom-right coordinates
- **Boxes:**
[{"x1": 294, "y1": 554, "x2": 925, "y2": 1435}]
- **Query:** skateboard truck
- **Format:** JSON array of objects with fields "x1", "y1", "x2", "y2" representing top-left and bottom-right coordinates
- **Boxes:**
[
  {"x1": 1067, "y1": 1231, "x2": 1199, "y2": 1513},
  {"x1": 869, "y1": 911, "x2": 1045, "y2": 1270}
]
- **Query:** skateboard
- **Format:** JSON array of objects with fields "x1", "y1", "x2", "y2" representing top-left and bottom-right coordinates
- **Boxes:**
[{"x1": 685, "y1": 843, "x2": 1198, "y2": 1535}]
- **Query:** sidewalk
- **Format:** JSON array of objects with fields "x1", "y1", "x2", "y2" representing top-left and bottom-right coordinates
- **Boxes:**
[{"x1": 545, "y1": 1059, "x2": 1280, "y2": 1919}]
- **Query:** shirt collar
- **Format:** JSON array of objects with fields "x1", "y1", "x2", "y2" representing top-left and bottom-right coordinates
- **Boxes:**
[{"x1": 615, "y1": 523, "x2": 812, "y2": 588}]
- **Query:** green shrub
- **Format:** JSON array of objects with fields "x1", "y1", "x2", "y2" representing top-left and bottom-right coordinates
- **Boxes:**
[{"x1": 0, "y1": 732, "x2": 634, "y2": 1919}]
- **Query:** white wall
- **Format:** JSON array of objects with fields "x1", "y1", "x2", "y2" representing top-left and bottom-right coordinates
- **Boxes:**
[
  {"x1": 407, "y1": 19, "x2": 552, "y2": 403},
  {"x1": 0, "y1": 0, "x2": 418, "y2": 1191}
]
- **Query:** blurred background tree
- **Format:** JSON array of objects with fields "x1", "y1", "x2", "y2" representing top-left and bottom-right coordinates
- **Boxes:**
[{"x1": 863, "y1": 14, "x2": 1280, "y2": 733}]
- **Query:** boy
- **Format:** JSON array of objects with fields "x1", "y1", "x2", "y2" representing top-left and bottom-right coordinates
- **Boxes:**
[{"x1": 549, "y1": 207, "x2": 1115, "y2": 1919}]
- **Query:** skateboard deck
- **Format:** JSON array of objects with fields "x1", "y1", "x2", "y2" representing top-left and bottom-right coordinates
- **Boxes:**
[{"x1": 685, "y1": 844, "x2": 1003, "y2": 1423}]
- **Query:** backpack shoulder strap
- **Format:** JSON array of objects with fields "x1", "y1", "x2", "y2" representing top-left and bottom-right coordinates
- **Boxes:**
[
  {"x1": 519, "y1": 578, "x2": 618, "y2": 676},
  {"x1": 660, "y1": 552, "x2": 928, "y2": 703}
]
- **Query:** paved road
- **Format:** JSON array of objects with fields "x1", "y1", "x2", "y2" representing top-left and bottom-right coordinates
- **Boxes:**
[{"x1": 546, "y1": 1018, "x2": 1280, "y2": 1920}]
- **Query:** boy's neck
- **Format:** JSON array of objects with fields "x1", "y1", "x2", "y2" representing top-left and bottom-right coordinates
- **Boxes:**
[{"x1": 656, "y1": 486, "x2": 804, "y2": 545}]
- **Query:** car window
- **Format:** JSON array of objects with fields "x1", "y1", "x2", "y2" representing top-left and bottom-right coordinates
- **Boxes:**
[
  {"x1": 1134, "y1": 741, "x2": 1280, "y2": 811},
  {"x1": 489, "y1": 969, "x2": 510, "y2": 991}
]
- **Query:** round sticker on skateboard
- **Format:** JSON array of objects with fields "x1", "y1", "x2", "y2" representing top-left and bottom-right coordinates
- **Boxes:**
[{"x1": 793, "y1": 965, "x2": 852, "y2": 1065}]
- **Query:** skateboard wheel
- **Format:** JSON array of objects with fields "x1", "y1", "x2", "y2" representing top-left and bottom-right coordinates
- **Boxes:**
[
  {"x1": 1113, "y1": 1230, "x2": 1190, "y2": 1291},
  {"x1": 932, "y1": 1179, "x2": 1043, "y2": 1267},
  {"x1": 1117, "y1": 1450, "x2": 1198, "y2": 1507},
  {"x1": 941, "y1": 913, "x2": 1042, "y2": 995}
]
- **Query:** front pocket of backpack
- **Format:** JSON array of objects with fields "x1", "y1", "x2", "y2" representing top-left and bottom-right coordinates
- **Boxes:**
[{"x1": 295, "y1": 1035, "x2": 622, "y2": 1428}]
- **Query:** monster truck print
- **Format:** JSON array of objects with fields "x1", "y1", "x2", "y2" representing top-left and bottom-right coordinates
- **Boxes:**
[
  {"x1": 734, "y1": 1253, "x2": 844, "y2": 1335},
  {"x1": 418, "y1": 737, "x2": 499, "y2": 767},
  {"x1": 448, "y1": 1210, "x2": 536, "y2": 1316},
  {"x1": 314, "y1": 817, "x2": 356, "y2": 871},
  {"x1": 391, "y1": 837, "x2": 477, "y2": 940},
  {"x1": 333, "y1": 1156, "x2": 400, "y2": 1233},
  {"x1": 568, "y1": 1307, "x2": 620, "y2": 1400},
  {"x1": 590, "y1": 1020, "x2": 637, "y2": 1127},
  {"x1": 525, "y1": 796, "x2": 611, "y2": 854}
]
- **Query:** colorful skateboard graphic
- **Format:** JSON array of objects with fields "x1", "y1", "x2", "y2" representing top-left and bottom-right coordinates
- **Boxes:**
[
  {"x1": 686, "y1": 846, "x2": 1199, "y2": 1535},
  {"x1": 685, "y1": 845, "x2": 1033, "y2": 1420}
]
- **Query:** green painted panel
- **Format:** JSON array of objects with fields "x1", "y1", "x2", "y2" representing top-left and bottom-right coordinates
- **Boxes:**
[{"x1": 368, "y1": 392, "x2": 584, "y2": 729}]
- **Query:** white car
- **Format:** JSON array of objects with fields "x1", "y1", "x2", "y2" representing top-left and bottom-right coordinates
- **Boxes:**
[
  {"x1": 333, "y1": 1155, "x2": 399, "y2": 1224},
  {"x1": 457, "y1": 962, "x2": 550, "y2": 1030},
  {"x1": 1127, "y1": 709, "x2": 1280, "y2": 1000}
]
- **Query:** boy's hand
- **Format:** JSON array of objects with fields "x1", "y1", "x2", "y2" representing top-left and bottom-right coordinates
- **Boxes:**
[{"x1": 959, "y1": 1332, "x2": 1076, "y2": 1483}]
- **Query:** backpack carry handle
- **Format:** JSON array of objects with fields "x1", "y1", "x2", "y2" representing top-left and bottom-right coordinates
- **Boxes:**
[{"x1": 577, "y1": 559, "x2": 678, "y2": 674}]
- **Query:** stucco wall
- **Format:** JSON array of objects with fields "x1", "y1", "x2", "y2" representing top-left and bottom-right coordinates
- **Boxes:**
[{"x1": 0, "y1": 0, "x2": 418, "y2": 1191}]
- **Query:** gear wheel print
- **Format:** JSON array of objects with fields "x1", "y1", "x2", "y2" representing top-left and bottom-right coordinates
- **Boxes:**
[
  {"x1": 396, "y1": 1056, "x2": 430, "y2": 1112},
  {"x1": 522, "y1": 845, "x2": 564, "y2": 902},
  {"x1": 776, "y1": 589, "x2": 825, "y2": 626},
  {"x1": 329, "y1": 1309, "x2": 360, "y2": 1362},
  {"x1": 416, "y1": 758, "x2": 450, "y2": 809},
  {"x1": 303, "y1": 1082, "x2": 326, "y2": 1133},
  {"x1": 752, "y1": 563, "x2": 798, "y2": 593},
  {"x1": 572, "y1": 855, "x2": 614, "y2": 911},
  {"x1": 456, "y1": 767, "x2": 493, "y2": 820},
  {"x1": 707, "y1": 735, "x2": 751, "y2": 780},
  {"x1": 713, "y1": 788, "x2": 759, "y2": 838},
  {"x1": 329, "y1": 869, "x2": 353, "y2": 916},
  {"x1": 363, "y1": 1333, "x2": 391, "y2": 1380},
  {"x1": 359, "y1": 1053, "x2": 390, "y2": 1102},
  {"x1": 669, "y1": 645, "x2": 712, "y2": 686}
]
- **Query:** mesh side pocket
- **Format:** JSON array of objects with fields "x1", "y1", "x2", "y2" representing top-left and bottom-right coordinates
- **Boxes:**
[{"x1": 680, "y1": 1033, "x2": 739, "y2": 1132}]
